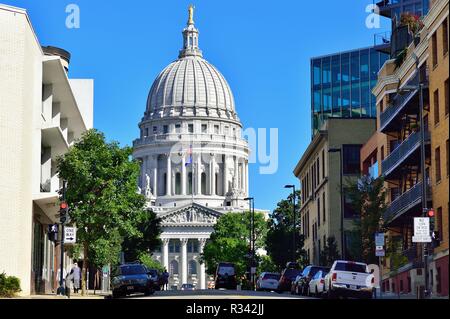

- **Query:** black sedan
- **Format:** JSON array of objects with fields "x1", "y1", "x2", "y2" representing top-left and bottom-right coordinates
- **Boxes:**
[{"x1": 111, "y1": 263, "x2": 155, "y2": 298}]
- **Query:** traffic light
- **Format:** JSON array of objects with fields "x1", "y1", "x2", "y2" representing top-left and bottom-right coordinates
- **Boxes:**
[
  {"x1": 427, "y1": 209, "x2": 435, "y2": 231},
  {"x1": 48, "y1": 224, "x2": 59, "y2": 242},
  {"x1": 59, "y1": 201, "x2": 69, "y2": 224},
  {"x1": 432, "y1": 231, "x2": 441, "y2": 248}
]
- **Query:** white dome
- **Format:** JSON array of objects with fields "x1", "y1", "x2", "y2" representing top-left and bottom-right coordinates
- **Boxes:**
[
  {"x1": 145, "y1": 15, "x2": 238, "y2": 121},
  {"x1": 146, "y1": 57, "x2": 236, "y2": 119}
]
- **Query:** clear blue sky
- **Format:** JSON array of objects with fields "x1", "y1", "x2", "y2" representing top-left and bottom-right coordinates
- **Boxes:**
[{"x1": 6, "y1": 0, "x2": 390, "y2": 212}]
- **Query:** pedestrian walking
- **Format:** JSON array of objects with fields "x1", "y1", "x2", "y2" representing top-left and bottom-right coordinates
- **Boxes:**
[
  {"x1": 162, "y1": 269, "x2": 169, "y2": 291},
  {"x1": 65, "y1": 272, "x2": 73, "y2": 299},
  {"x1": 70, "y1": 262, "x2": 81, "y2": 294}
]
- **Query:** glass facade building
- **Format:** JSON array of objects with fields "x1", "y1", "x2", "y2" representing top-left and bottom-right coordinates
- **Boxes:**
[{"x1": 311, "y1": 47, "x2": 390, "y2": 137}]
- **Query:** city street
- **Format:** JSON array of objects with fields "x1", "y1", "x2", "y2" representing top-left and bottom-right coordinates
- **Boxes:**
[{"x1": 111, "y1": 290, "x2": 316, "y2": 300}]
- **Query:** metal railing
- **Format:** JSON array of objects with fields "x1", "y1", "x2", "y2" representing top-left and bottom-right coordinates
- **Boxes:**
[
  {"x1": 382, "y1": 131, "x2": 430, "y2": 176},
  {"x1": 380, "y1": 88, "x2": 418, "y2": 131},
  {"x1": 384, "y1": 182, "x2": 423, "y2": 223}
]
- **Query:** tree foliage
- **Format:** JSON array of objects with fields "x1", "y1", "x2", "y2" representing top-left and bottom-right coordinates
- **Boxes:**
[
  {"x1": 201, "y1": 212, "x2": 267, "y2": 281},
  {"x1": 57, "y1": 129, "x2": 151, "y2": 294},
  {"x1": 265, "y1": 191, "x2": 307, "y2": 271},
  {"x1": 122, "y1": 210, "x2": 162, "y2": 262},
  {"x1": 345, "y1": 176, "x2": 387, "y2": 265},
  {"x1": 319, "y1": 237, "x2": 341, "y2": 267}
]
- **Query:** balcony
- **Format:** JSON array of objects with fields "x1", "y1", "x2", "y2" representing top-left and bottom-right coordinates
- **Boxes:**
[
  {"x1": 384, "y1": 182, "x2": 423, "y2": 225},
  {"x1": 382, "y1": 130, "x2": 430, "y2": 178},
  {"x1": 380, "y1": 88, "x2": 420, "y2": 133}
]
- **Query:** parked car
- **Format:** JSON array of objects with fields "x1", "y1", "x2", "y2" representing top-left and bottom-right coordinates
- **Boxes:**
[
  {"x1": 215, "y1": 262, "x2": 237, "y2": 290},
  {"x1": 308, "y1": 270, "x2": 329, "y2": 297},
  {"x1": 111, "y1": 263, "x2": 155, "y2": 298},
  {"x1": 256, "y1": 272, "x2": 281, "y2": 291},
  {"x1": 297, "y1": 266, "x2": 330, "y2": 296},
  {"x1": 278, "y1": 267, "x2": 302, "y2": 293},
  {"x1": 290, "y1": 274, "x2": 303, "y2": 295},
  {"x1": 147, "y1": 268, "x2": 161, "y2": 291},
  {"x1": 323, "y1": 260, "x2": 374, "y2": 299},
  {"x1": 181, "y1": 283, "x2": 195, "y2": 291}
]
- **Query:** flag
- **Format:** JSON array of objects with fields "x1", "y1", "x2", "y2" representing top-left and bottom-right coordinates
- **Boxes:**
[{"x1": 185, "y1": 145, "x2": 193, "y2": 166}]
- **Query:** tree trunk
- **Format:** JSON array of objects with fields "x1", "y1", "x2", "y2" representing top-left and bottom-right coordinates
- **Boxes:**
[{"x1": 82, "y1": 242, "x2": 88, "y2": 296}]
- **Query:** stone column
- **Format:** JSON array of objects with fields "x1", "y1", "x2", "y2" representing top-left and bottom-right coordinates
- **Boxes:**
[
  {"x1": 196, "y1": 154, "x2": 202, "y2": 195},
  {"x1": 166, "y1": 154, "x2": 171, "y2": 196},
  {"x1": 210, "y1": 155, "x2": 216, "y2": 196},
  {"x1": 223, "y1": 155, "x2": 228, "y2": 195},
  {"x1": 181, "y1": 238, "x2": 188, "y2": 284},
  {"x1": 233, "y1": 156, "x2": 238, "y2": 189},
  {"x1": 245, "y1": 161, "x2": 249, "y2": 196},
  {"x1": 153, "y1": 156, "x2": 158, "y2": 198},
  {"x1": 199, "y1": 239, "x2": 207, "y2": 289},
  {"x1": 162, "y1": 239, "x2": 169, "y2": 272},
  {"x1": 182, "y1": 155, "x2": 187, "y2": 195}
]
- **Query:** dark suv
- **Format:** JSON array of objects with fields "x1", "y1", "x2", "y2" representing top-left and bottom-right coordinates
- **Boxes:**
[
  {"x1": 277, "y1": 264, "x2": 302, "y2": 293},
  {"x1": 297, "y1": 265, "x2": 330, "y2": 296},
  {"x1": 215, "y1": 262, "x2": 237, "y2": 290},
  {"x1": 111, "y1": 263, "x2": 155, "y2": 298}
]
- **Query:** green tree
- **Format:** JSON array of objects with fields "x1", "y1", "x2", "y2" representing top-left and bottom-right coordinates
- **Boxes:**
[
  {"x1": 201, "y1": 211, "x2": 267, "y2": 282},
  {"x1": 319, "y1": 237, "x2": 341, "y2": 267},
  {"x1": 258, "y1": 255, "x2": 278, "y2": 274},
  {"x1": 345, "y1": 176, "x2": 387, "y2": 265},
  {"x1": 265, "y1": 191, "x2": 306, "y2": 271},
  {"x1": 122, "y1": 210, "x2": 162, "y2": 262},
  {"x1": 57, "y1": 129, "x2": 150, "y2": 295}
]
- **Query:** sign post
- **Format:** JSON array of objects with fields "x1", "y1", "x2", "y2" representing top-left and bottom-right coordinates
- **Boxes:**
[
  {"x1": 412, "y1": 218, "x2": 432, "y2": 243},
  {"x1": 375, "y1": 232, "x2": 385, "y2": 299}
]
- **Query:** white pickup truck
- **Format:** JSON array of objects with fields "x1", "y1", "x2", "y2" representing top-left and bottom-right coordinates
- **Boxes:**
[{"x1": 324, "y1": 260, "x2": 374, "y2": 299}]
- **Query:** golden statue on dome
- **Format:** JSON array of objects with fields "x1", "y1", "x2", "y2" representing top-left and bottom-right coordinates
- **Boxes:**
[{"x1": 188, "y1": 4, "x2": 195, "y2": 25}]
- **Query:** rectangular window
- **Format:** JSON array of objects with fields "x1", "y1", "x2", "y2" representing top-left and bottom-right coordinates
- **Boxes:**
[
  {"x1": 343, "y1": 145, "x2": 362, "y2": 175},
  {"x1": 323, "y1": 192, "x2": 326, "y2": 223},
  {"x1": 317, "y1": 197, "x2": 321, "y2": 227},
  {"x1": 445, "y1": 79, "x2": 449, "y2": 116},
  {"x1": 381, "y1": 146, "x2": 385, "y2": 161},
  {"x1": 443, "y1": 19, "x2": 449, "y2": 56},
  {"x1": 344, "y1": 188, "x2": 358, "y2": 218},
  {"x1": 432, "y1": 32, "x2": 438, "y2": 67},
  {"x1": 322, "y1": 150, "x2": 326, "y2": 179},
  {"x1": 224, "y1": 126, "x2": 229, "y2": 135},
  {"x1": 214, "y1": 125, "x2": 220, "y2": 134},
  {"x1": 175, "y1": 124, "x2": 181, "y2": 133},
  {"x1": 163, "y1": 125, "x2": 169, "y2": 134},
  {"x1": 153, "y1": 126, "x2": 158, "y2": 134},
  {"x1": 434, "y1": 89, "x2": 440, "y2": 125},
  {"x1": 437, "y1": 207, "x2": 443, "y2": 245},
  {"x1": 436, "y1": 147, "x2": 441, "y2": 182},
  {"x1": 446, "y1": 139, "x2": 449, "y2": 177},
  {"x1": 316, "y1": 159, "x2": 320, "y2": 184},
  {"x1": 202, "y1": 124, "x2": 208, "y2": 133}
]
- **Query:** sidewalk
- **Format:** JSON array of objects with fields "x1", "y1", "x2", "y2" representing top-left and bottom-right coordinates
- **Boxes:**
[{"x1": 24, "y1": 290, "x2": 109, "y2": 300}]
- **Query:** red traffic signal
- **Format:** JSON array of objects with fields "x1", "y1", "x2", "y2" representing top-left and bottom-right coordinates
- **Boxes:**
[
  {"x1": 60, "y1": 202, "x2": 68, "y2": 210},
  {"x1": 428, "y1": 209, "x2": 435, "y2": 218}
]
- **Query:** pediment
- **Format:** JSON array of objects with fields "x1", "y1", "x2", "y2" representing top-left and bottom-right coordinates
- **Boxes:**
[{"x1": 161, "y1": 203, "x2": 222, "y2": 226}]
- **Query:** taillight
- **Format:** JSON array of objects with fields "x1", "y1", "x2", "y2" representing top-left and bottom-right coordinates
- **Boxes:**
[
  {"x1": 320, "y1": 279, "x2": 324, "y2": 284},
  {"x1": 332, "y1": 273, "x2": 337, "y2": 282},
  {"x1": 371, "y1": 277, "x2": 375, "y2": 284}
]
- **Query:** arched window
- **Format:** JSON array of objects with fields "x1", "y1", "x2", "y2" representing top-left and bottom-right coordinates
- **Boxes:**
[
  {"x1": 170, "y1": 260, "x2": 179, "y2": 275},
  {"x1": 175, "y1": 173, "x2": 181, "y2": 195},
  {"x1": 188, "y1": 260, "x2": 197, "y2": 275},
  {"x1": 201, "y1": 173, "x2": 207, "y2": 194}
]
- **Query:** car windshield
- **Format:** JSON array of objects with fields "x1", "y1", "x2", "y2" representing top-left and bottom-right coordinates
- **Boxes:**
[
  {"x1": 263, "y1": 274, "x2": 280, "y2": 280},
  {"x1": 283, "y1": 269, "x2": 301, "y2": 279},
  {"x1": 147, "y1": 269, "x2": 158, "y2": 276},
  {"x1": 120, "y1": 265, "x2": 147, "y2": 275},
  {"x1": 218, "y1": 265, "x2": 235, "y2": 276},
  {"x1": 335, "y1": 262, "x2": 368, "y2": 273}
]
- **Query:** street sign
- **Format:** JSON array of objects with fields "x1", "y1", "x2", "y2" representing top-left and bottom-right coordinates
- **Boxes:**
[
  {"x1": 251, "y1": 267, "x2": 257, "y2": 275},
  {"x1": 413, "y1": 218, "x2": 432, "y2": 243},
  {"x1": 64, "y1": 227, "x2": 76, "y2": 244},
  {"x1": 376, "y1": 249, "x2": 385, "y2": 257},
  {"x1": 375, "y1": 233, "x2": 385, "y2": 247}
]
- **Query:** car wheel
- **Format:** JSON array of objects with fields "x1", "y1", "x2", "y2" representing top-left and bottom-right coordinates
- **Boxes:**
[{"x1": 112, "y1": 290, "x2": 122, "y2": 299}]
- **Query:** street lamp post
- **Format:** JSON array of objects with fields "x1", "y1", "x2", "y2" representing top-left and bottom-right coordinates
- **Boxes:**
[
  {"x1": 284, "y1": 185, "x2": 296, "y2": 262},
  {"x1": 328, "y1": 148, "x2": 345, "y2": 260},
  {"x1": 244, "y1": 197, "x2": 255, "y2": 290}
]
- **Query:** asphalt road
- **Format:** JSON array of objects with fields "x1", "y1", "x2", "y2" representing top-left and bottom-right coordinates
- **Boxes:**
[{"x1": 110, "y1": 289, "x2": 317, "y2": 299}]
